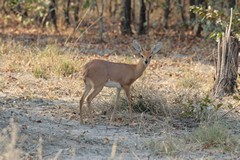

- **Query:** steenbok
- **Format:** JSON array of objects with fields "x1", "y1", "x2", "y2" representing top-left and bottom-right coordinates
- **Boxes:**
[{"x1": 79, "y1": 40, "x2": 162, "y2": 125}]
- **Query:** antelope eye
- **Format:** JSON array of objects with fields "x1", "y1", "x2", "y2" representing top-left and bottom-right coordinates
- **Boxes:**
[
  {"x1": 141, "y1": 55, "x2": 144, "y2": 58},
  {"x1": 149, "y1": 56, "x2": 152, "y2": 59}
]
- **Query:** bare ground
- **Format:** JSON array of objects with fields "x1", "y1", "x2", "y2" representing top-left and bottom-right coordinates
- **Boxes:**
[
  {"x1": 0, "y1": 68, "x2": 240, "y2": 159},
  {"x1": 1, "y1": 95, "x2": 239, "y2": 159},
  {"x1": 0, "y1": 37, "x2": 240, "y2": 159}
]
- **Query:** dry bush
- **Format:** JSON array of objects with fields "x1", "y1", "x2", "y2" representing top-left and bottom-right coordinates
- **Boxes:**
[
  {"x1": 131, "y1": 84, "x2": 170, "y2": 117},
  {"x1": 108, "y1": 79, "x2": 170, "y2": 120}
]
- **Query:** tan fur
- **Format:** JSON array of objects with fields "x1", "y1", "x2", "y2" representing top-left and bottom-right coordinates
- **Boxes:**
[{"x1": 79, "y1": 40, "x2": 161, "y2": 125}]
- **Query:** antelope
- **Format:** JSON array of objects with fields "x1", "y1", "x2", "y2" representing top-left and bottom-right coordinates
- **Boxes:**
[{"x1": 79, "y1": 40, "x2": 162, "y2": 125}]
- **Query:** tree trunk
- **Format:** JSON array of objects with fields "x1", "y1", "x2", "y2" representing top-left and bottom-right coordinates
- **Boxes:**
[
  {"x1": 132, "y1": 0, "x2": 136, "y2": 25},
  {"x1": 120, "y1": 0, "x2": 132, "y2": 35},
  {"x1": 162, "y1": 0, "x2": 170, "y2": 29},
  {"x1": 176, "y1": 0, "x2": 186, "y2": 26},
  {"x1": 95, "y1": 0, "x2": 105, "y2": 42},
  {"x1": 49, "y1": 0, "x2": 58, "y2": 32},
  {"x1": 138, "y1": 0, "x2": 146, "y2": 34},
  {"x1": 64, "y1": 0, "x2": 71, "y2": 27},
  {"x1": 228, "y1": 0, "x2": 236, "y2": 9},
  {"x1": 213, "y1": 29, "x2": 239, "y2": 97},
  {"x1": 146, "y1": 0, "x2": 151, "y2": 32},
  {"x1": 113, "y1": 0, "x2": 118, "y2": 18},
  {"x1": 74, "y1": 0, "x2": 81, "y2": 27},
  {"x1": 109, "y1": 0, "x2": 112, "y2": 16}
]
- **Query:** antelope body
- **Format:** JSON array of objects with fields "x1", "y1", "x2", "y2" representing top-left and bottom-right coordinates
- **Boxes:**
[{"x1": 79, "y1": 40, "x2": 162, "y2": 125}]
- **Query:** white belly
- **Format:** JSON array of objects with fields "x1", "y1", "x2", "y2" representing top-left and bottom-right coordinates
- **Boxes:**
[{"x1": 105, "y1": 80, "x2": 121, "y2": 88}]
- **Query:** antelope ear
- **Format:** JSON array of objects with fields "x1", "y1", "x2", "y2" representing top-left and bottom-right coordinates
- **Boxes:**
[
  {"x1": 151, "y1": 42, "x2": 162, "y2": 54},
  {"x1": 133, "y1": 40, "x2": 142, "y2": 53}
]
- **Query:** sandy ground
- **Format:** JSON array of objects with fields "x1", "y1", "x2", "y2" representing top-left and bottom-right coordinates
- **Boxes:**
[{"x1": 0, "y1": 86, "x2": 240, "y2": 159}]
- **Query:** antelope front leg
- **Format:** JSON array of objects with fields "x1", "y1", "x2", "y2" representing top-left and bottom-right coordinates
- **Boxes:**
[{"x1": 123, "y1": 86, "x2": 133, "y2": 122}]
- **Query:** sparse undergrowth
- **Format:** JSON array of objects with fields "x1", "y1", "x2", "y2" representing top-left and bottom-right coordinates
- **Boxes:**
[
  {"x1": 143, "y1": 121, "x2": 240, "y2": 156},
  {"x1": 144, "y1": 133, "x2": 185, "y2": 156},
  {"x1": 189, "y1": 121, "x2": 240, "y2": 152}
]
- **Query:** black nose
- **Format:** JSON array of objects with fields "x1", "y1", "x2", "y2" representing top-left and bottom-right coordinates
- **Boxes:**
[{"x1": 145, "y1": 60, "x2": 148, "y2": 64}]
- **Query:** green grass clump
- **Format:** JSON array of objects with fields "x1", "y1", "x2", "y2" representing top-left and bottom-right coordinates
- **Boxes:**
[
  {"x1": 57, "y1": 61, "x2": 77, "y2": 77},
  {"x1": 33, "y1": 67, "x2": 47, "y2": 79}
]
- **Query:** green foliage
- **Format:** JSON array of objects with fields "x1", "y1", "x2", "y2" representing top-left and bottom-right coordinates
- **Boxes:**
[
  {"x1": 33, "y1": 67, "x2": 47, "y2": 79},
  {"x1": 190, "y1": 5, "x2": 240, "y2": 40},
  {"x1": 83, "y1": 0, "x2": 93, "y2": 9},
  {"x1": 3, "y1": 0, "x2": 50, "y2": 27},
  {"x1": 57, "y1": 61, "x2": 77, "y2": 77}
]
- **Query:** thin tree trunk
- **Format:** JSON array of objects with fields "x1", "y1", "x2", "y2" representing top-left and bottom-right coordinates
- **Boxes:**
[
  {"x1": 162, "y1": 0, "x2": 170, "y2": 29},
  {"x1": 113, "y1": 0, "x2": 118, "y2": 18},
  {"x1": 228, "y1": 0, "x2": 236, "y2": 9},
  {"x1": 95, "y1": 0, "x2": 105, "y2": 42},
  {"x1": 74, "y1": 0, "x2": 81, "y2": 27},
  {"x1": 132, "y1": 0, "x2": 135, "y2": 25},
  {"x1": 138, "y1": 0, "x2": 146, "y2": 34},
  {"x1": 49, "y1": 0, "x2": 58, "y2": 32},
  {"x1": 176, "y1": 0, "x2": 186, "y2": 26},
  {"x1": 189, "y1": 0, "x2": 195, "y2": 20},
  {"x1": 64, "y1": 0, "x2": 71, "y2": 27},
  {"x1": 146, "y1": 0, "x2": 151, "y2": 32},
  {"x1": 109, "y1": 0, "x2": 113, "y2": 17},
  {"x1": 120, "y1": 0, "x2": 132, "y2": 35}
]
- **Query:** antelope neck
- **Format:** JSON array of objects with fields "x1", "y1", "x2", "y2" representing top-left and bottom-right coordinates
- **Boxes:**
[{"x1": 134, "y1": 60, "x2": 147, "y2": 79}]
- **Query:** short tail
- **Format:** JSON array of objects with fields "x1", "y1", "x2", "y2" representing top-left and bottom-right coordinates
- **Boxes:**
[{"x1": 82, "y1": 65, "x2": 88, "y2": 84}]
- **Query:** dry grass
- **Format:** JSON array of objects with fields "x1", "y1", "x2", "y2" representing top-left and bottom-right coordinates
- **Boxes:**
[
  {"x1": 144, "y1": 133, "x2": 185, "y2": 156},
  {"x1": 0, "y1": 39, "x2": 216, "y2": 119},
  {"x1": 188, "y1": 121, "x2": 240, "y2": 152},
  {"x1": 0, "y1": 38, "x2": 240, "y2": 159},
  {"x1": 0, "y1": 119, "x2": 22, "y2": 160}
]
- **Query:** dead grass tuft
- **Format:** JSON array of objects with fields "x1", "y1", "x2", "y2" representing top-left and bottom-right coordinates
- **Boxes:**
[
  {"x1": 0, "y1": 119, "x2": 22, "y2": 160},
  {"x1": 189, "y1": 121, "x2": 239, "y2": 152},
  {"x1": 131, "y1": 84, "x2": 170, "y2": 117},
  {"x1": 144, "y1": 133, "x2": 185, "y2": 156}
]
